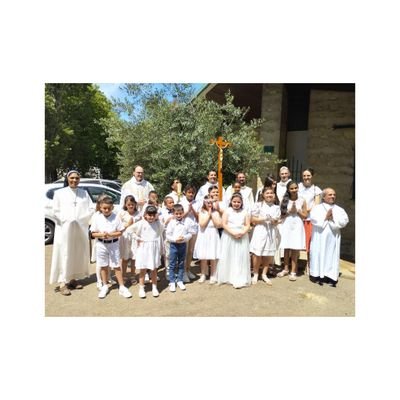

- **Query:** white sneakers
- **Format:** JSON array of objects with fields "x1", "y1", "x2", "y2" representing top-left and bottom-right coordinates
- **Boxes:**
[
  {"x1": 251, "y1": 274, "x2": 258, "y2": 284},
  {"x1": 138, "y1": 286, "x2": 146, "y2": 298},
  {"x1": 119, "y1": 286, "x2": 132, "y2": 298},
  {"x1": 209, "y1": 276, "x2": 217, "y2": 284},
  {"x1": 99, "y1": 285, "x2": 132, "y2": 299},
  {"x1": 139, "y1": 285, "x2": 160, "y2": 298},
  {"x1": 198, "y1": 274, "x2": 206, "y2": 283},
  {"x1": 152, "y1": 286, "x2": 159, "y2": 297},
  {"x1": 169, "y1": 281, "x2": 186, "y2": 292},
  {"x1": 98, "y1": 284, "x2": 109, "y2": 299},
  {"x1": 169, "y1": 282, "x2": 176, "y2": 292},
  {"x1": 289, "y1": 273, "x2": 297, "y2": 281}
]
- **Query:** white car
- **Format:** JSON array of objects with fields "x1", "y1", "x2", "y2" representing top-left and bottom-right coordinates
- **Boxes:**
[
  {"x1": 45, "y1": 183, "x2": 122, "y2": 245},
  {"x1": 54, "y1": 178, "x2": 121, "y2": 191}
]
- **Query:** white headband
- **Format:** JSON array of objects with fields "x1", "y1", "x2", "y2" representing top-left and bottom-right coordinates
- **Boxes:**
[{"x1": 67, "y1": 170, "x2": 80, "y2": 177}]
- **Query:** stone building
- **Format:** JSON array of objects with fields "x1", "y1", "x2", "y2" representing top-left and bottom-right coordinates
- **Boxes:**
[{"x1": 197, "y1": 83, "x2": 355, "y2": 261}]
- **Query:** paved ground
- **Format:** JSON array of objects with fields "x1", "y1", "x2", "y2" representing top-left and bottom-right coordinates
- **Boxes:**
[{"x1": 45, "y1": 245, "x2": 355, "y2": 317}]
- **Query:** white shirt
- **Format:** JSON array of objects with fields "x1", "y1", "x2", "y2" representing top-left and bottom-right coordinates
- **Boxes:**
[
  {"x1": 166, "y1": 218, "x2": 196, "y2": 243},
  {"x1": 180, "y1": 196, "x2": 201, "y2": 223},
  {"x1": 195, "y1": 181, "x2": 225, "y2": 202},
  {"x1": 276, "y1": 179, "x2": 292, "y2": 203},
  {"x1": 298, "y1": 182, "x2": 322, "y2": 219},
  {"x1": 90, "y1": 212, "x2": 125, "y2": 234}
]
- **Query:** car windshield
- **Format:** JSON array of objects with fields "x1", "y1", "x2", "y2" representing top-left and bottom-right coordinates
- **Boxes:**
[
  {"x1": 86, "y1": 186, "x2": 120, "y2": 204},
  {"x1": 46, "y1": 186, "x2": 120, "y2": 205}
]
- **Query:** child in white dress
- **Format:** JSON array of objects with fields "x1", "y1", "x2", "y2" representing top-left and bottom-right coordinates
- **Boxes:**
[
  {"x1": 118, "y1": 195, "x2": 141, "y2": 284},
  {"x1": 216, "y1": 193, "x2": 251, "y2": 289},
  {"x1": 277, "y1": 181, "x2": 307, "y2": 281},
  {"x1": 193, "y1": 195, "x2": 222, "y2": 283},
  {"x1": 90, "y1": 196, "x2": 132, "y2": 299},
  {"x1": 132, "y1": 205, "x2": 164, "y2": 298},
  {"x1": 250, "y1": 187, "x2": 281, "y2": 285}
]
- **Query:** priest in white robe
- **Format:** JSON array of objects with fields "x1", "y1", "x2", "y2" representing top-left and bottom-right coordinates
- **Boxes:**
[
  {"x1": 224, "y1": 171, "x2": 254, "y2": 213},
  {"x1": 120, "y1": 165, "x2": 155, "y2": 211},
  {"x1": 195, "y1": 170, "x2": 225, "y2": 203},
  {"x1": 309, "y1": 188, "x2": 349, "y2": 286},
  {"x1": 49, "y1": 171, "x2": 94, "y2": 295}
]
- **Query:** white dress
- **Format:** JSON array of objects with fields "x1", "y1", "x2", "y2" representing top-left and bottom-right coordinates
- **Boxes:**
[
  {"x1": 298, "y1": 183, "x2": 322, "y2": 220},
  {"x1": 118, "y1": 210, "x2": 141, "y2": 260},
  {"x1": 49, "y1": 187, "x2": 94, "y2": 284},
  {"x1": 279, "y1": 198, "x2": 306, "y2": 250},
  {"x1": 249, "y1": 202, "x2": 281, "y2": 256},
  {"x1": 217, "y1": 208, "x2": 251, "y2": 288},
  {"x1": 310, "y1": 203, "x2": 349, "y2": 280},
  {"x1": 193, "y1": 210, "x2": 221, "y2": 260},
  {"x1": 132, "y1": 219, "x2": 163, "y2": 270}
]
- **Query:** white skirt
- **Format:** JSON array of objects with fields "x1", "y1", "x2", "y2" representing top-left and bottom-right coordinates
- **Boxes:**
[
  {"x1": 279, "y1": 215, "x2": 306, "y2": 250},
  {"x1": 217, "y1": 230, "x2": 251, "y2": 288},
  {"x1": 135, "y1": 239, "x2": 162, "y2": 270},
  {"x1": 193, "y1": 226, "x2": 221, "y2": 260},
  {"x1": 249, "y1": 224, "x2": 279, "y2": 256},
  {"x1": 119, "y1": 231, "x2": 137, "y2": 260}
]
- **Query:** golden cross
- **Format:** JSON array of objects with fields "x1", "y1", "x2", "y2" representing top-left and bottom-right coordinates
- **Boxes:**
[{"x1": 210, "y1": 136, "x2": 232, "y2": 200}]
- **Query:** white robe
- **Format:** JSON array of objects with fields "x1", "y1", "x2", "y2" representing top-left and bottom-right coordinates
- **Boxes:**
[
  {"x1": 49, "y1": 187, "x2": 94, "y2": 284},
  {"x1": 195, "y1": 182, "x2": 225, "y2": 203},
  {"x1": 120, "y1": 178, "x2": 155, "y2": 210},
  {"x1": 309, "y1": 203, "x2": 349, "y2": 281},
  {"x1": 276, "y1": 179, "x2": 291, "y2": 203},
  {"x1": 224, "y1": 185, "x2": 254, "y2": 213}
]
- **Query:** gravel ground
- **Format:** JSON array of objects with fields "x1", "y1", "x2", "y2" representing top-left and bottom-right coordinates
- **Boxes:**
[{"x1": 45, "y1": 245, "x2": 355, "y2": 317}]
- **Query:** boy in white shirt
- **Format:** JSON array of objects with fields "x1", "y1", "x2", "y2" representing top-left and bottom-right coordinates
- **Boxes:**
[
  {"x1": 165, "y1": 204, "x2": 195, "y2": 292},
  {"x1": 90, "y1": 196, "x2": 132, "y2": 299}
]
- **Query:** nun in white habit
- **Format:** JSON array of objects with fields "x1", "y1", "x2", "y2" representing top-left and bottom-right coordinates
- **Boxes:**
[{"x1": 49, "y1": 170, "x2": 94, "y2": 295}]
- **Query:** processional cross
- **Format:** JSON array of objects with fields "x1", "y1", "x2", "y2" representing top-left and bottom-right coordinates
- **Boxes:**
[{"x1": 210, "y1": 136, "x2": 232, "y2": 200}]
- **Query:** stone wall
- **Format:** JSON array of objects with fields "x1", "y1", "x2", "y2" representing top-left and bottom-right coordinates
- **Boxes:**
[
  {"x1": 260, "y1": 84, "x2": 286, "y2": 158},
  {"x1": 307, "y1": 89, "x2": 355, "y2": 260}
]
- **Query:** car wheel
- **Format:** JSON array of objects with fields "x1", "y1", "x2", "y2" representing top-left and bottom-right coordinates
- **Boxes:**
[{"x1": 45, "y1": 219, "x2": 55, "y2": 245}]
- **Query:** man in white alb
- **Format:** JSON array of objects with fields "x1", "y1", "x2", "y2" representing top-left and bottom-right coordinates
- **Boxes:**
[
  {"x1": 224, "y1": 171, "x2": 254, "y2": 212},
  {"x1": 195, "y1": 170, "x2": 225, "y2": 202},
  {"x1": 309, "y1": 188, "x2": 349, "y2": 287},
  {"x1": 120, "y1": 165, "x2": 155, "y2": 212},
  {"x1": 276, "y1": 166, "x2": 292, "y2": 203}
]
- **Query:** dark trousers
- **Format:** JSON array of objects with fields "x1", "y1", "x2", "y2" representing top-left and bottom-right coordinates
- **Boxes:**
[{"x1": 168, "y1": 242, "x2": 187, "y2": 283}]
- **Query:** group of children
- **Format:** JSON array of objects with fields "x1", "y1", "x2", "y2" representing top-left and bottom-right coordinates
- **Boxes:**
[{"x1": 89, "y1": 170, "x2": 320, "y2": 300}]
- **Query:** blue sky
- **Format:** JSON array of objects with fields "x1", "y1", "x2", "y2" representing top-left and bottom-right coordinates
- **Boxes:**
[{"x1": 97, "y1": 83, "x2": 206, "y2": 101}]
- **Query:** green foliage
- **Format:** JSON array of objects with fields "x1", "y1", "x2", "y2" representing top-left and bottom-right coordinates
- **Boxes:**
[
  {"x1": 45, "y1": 84, "x2": 119, "y2": 182},
  {"x1": 110, "y1": 87, "x2": 282, "y2": 197}
]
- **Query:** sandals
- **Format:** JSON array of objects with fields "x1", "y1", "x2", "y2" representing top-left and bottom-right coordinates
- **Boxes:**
[
  {"x1": 261, "y1": 274, "x2": 272, "y2": 286},
  {"x1": 55, "y1": 285, "x2": 71, "y2": 296},
  {"x1": 67, "y1": 279, "x2": 83, "y2": 290},
  {"x1": 277, "y1": 269, "x2": 289, "y2": 278}
]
